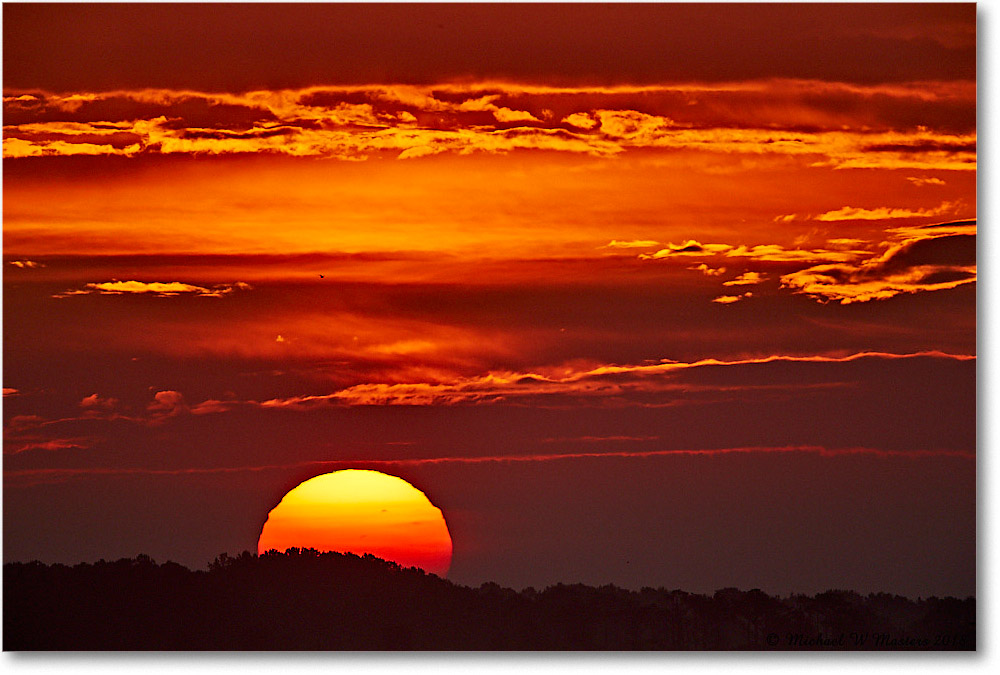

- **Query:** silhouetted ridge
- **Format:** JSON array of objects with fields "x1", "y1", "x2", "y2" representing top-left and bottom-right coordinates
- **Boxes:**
[{"x1": 4, "y1": 549, "x2": 975, "y2": 650}]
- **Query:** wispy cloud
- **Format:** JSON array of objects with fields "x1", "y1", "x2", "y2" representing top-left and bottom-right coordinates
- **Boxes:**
[
  {"x1": 236, "y1": 350, "x2": 972, "y2": 408},
  {"x1": 815, "y1": 200, "x2": 959, "y2": 222},
  {"x1": 604, "y1": 239, "x2": 660, "y2": 249},
  {"x1": 4, "y1": 438, "x2": 95, "y2": 456},
  {"x1": 907, "y1": 176, "x2": 946, "y2": 187},
  {"x1": 3, "y1": 444, "x2": 974, "y2": 486}
]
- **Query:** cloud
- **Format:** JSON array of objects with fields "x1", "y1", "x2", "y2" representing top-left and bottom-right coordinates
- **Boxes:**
[
  {"x1": 244, "y1": 350, "x2": 970, "y2": 407},
  {"x1": 92, "y1": 281, "x2": 208, "y2": 295},
  {"x1": 863, "y1": 140, "x2": 976, "y2": 154},
  {"x1": 3, "y1": 388, "x2": 20, "y2": 397},
  {"x1": 887, "y1": 219, "x2": 976, "y2": 240},
  {"x1": 722, "y1": 272, "x2": 766, "y2": 286},
  {"x1": 2, "y1": 83, "x2": 976, "y2": 169},
  {"x1": 640, "y1": 240, "x2": 734, "y2": 258},
  {"x1": 907, "y1": 176, "x2": 946, "y2": 187},
  {"x1": 493, "y1": 107, "x2": 541, "y2": 124},
  {"x1": 815, "y1": 200, "x2": 959, "y2": 222},
  {"x1": 723, "y1": 245, "x2": 865, "y2": 263},
  {"x1": 562, "y1": 112, "x2": 598, "y2": 129},
  {"x1": 712, "y1": 292, "x2": 752, "y2": 304},
  {"x1": 781, "y1": 231, "x2": 976, "y2": 303},
  {"x1": 689, "y1": 263, "x2": 726, "y2": 276},
  {"x1": 604, "y1": 239, "x2": 660, "y2": 249},
  {"x1": 52, "y1": 280, "x2": 252, "y2": 298},
  {"x1": 643, "y1": 240, "x2": 866, "y2": 264},
  {"x1": 148, "y1": 390, "x2": 188, "y2": 420},
  {"x1": 80, "y1": 394, "x2": 118, "y2": 412},
  {"x1": 1, "y1": 350, "x2": 971, "y2": 481},
  {"x1": 3, "y1": 413, "x2": 104, "y2": 456},
  {"x1": 826, "y1": 238, "x2": 867, "y2": 247},
  {"x1": 189, "y1": 399, "x2": 239, "y2": 416},
  {"x1": 593, "y1": 109, "x2": 676, "y2": 140},
  {"x1": 4, "y1": 438, "x2": 95, "y2": 456},
  {"x1": 2, "y1": 443, "x2": 974, "y2": 486}
]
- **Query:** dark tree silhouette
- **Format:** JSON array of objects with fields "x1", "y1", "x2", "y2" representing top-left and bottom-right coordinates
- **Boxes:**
[{"x1": 3, "y1": 550, "x2": 975, "y2": 650}]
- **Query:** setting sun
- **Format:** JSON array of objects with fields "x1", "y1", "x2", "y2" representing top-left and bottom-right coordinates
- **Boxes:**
[{"x1": 257, "y1": 470, "x2": 453, "y2": 577}]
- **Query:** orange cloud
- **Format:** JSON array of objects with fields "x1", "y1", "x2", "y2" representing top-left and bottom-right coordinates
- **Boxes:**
[
  {"x1": 562, "y1": 112, "x2": 599, "y2": 129},
  {"x1": 886, "y1": 219, "x2": 976, "y2": 240},
  {"x1": 52, "y1": 280, "x2": 252, "y2": 298},
  {"x1": 641, "y1": 240, "x2": 734, "y2": 258},
  {"x1": 492, "y1": 107, "x2": 541, "y2": 123},
  {"x1": 604, "y1": 239, "x2": 660, "y2": 249},
  {"x1": 690, "y1": 263, "x2": 726, "y2": 276},
  {"x1": 643, "y1": 240, "x2": 866, "y2": 264},
  {"x1": 815, "y1": 200, "x2": 959, "y2": 221},
  {"x1": 722, "y1": 272, "x2": 766, "y2": 286}
]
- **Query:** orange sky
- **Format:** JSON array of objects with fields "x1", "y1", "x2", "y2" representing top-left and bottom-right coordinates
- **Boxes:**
[{"x1": 2, "y1": 3, "x2": 976, "y2": 597}]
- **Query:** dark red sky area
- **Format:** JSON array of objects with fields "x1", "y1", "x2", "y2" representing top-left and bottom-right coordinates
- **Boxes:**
[
  {"x1": 4, "y1": 3, "x2": 976, "y2": 90},
  {"x1": 2, "y1": 3, "x2": 977, "y2": 598}
]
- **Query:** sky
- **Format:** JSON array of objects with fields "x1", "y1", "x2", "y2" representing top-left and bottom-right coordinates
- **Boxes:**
[{"x1": 2, "y1": 2, "x2": 977, "y2": 599}]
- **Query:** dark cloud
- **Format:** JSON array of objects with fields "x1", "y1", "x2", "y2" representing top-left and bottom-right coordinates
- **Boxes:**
[
  {"x1": 782, "y1": 231, "x2": 976, "y2": 304},
  {"x1": 863, "y1": 141, "x2": 977, "y2": 154},
  {"x1": 2, "y1": 94, "x2": 281, "y2": 129},
  {"x1": 916, "y1": 219, "x2": 976, "y2": 230},
  {"x1": 178, "y1": 127, "x2": 300, "y2": 141},
  {"x1": 3, "y1": 128, "x2": 143, "y2": 149},
  {"x1": 880, "y1": 233, "x2": 975, "y2": 270}
]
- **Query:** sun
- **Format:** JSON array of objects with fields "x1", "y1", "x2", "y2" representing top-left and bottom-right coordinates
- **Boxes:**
[{"x1": 257, "y1": 470, "x2": 453, "y2": 576}]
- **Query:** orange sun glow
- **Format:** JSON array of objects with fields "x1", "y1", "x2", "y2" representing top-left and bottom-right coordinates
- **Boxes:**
[{"x1": 257, "y1": 470, "x2": 453, "y2": 576}]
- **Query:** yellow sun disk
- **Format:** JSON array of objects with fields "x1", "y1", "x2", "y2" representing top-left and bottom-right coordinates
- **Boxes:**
[{"x1": 257, "y1": 470, "x2": 453, "y2": 576}]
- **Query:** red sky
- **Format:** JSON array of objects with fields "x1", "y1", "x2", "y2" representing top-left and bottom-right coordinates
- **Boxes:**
[{"x1": 2, "y1": 3, "x2": 976, "y2": 598}]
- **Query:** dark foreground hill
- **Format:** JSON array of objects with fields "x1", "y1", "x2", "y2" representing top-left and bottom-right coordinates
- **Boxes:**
[{"x1": 4, "y1": 549, "x2": 975, "y2": 650}]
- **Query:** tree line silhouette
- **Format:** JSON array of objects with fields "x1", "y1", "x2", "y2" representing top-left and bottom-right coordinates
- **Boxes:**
[{"x1": 4, "y1": 548, "x2": 975, "y2": 650}]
